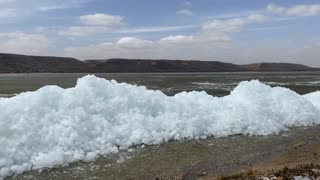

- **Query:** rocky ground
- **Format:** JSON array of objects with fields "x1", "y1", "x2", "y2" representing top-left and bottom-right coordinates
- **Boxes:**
[{"x1": 167, "y1": 164, "x2": 320, "y2": 180}]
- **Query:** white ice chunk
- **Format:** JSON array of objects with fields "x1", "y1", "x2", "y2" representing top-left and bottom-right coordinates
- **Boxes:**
[{"x1": 0, "y1": 75, "x2": 320, "y2": 178}]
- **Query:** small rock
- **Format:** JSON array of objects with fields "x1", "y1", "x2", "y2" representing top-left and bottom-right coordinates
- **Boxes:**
[
  {"x1": 197, "y1": 171, "x2": 207, "y2": 177},
  {"x1": 293, "y1": 176, "x2": 312, "y2": 180}
]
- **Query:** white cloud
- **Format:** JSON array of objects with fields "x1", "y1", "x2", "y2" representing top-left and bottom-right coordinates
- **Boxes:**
[
  {"x1": 0, "y1": 8, "x2": 16, "y2": 18},
  {"x1": 63, "y1": 34, "x2": 229, "y2": 61},
  {"x1": 159, "y1": 35, "x2": 194, "y2": 44},
  {"x1": 44, "y1": 17, "x2": 196, "y2": 37},
  {"x1": 64, "y1": 19, "x2": 233, "y2": 60},
  {"x1": 267, "y1": 3, "x2": 320, "y2": 17},
  {"x1": 202, "y1": 14, "x2": 269, "y2": 33},
  {"x1": 0, "y1": 0, "x2": 15, "y2": 4},
  {"x1": 177, "y1": 9, "x2": 193, "y2": 16},
  {"x1": 0, "y1": 2, "x2": 318, "y2": 66},
  {"x1": 61, "y1": 5, "x2": 320, "y2": 65},
  {"x1": 199, "y1": 14, "x2": 268, "y2": 43},
  {"x1": 266, "y1": 4, "x2": 284, "y2": 14},
  {"x1": 80, "y1": 13, "x2": 123, "y2": 26},
  {"x1": 58, "y1": 26, "x2": 110, "y2": 36},
  {"x1": 0, "y1": 0, "x2": 94, "y2": 25},
  {"x1": 63, "y1": 24, "x2": 320, "y2": 67},
  {"x1": 64, "y1": 37, "x2": 155, "y2": 59},
  {"x1": 57, "y1": 13, "x2": 123, "y2": 37},
  {"x1": 0, "y1": 0, "x2": 94, "y2": 24},
  {"x1": 0, "y1": 33, "x2": 50, "y2": 55},
  {"x1": 38, "y1": 0, "x2": 93, "y2": 11},
  {"x1": 178, "y1": 1, "x2": 193, "y2": 16},
  {"x1": 63, "y1": 13, "x2": 272, "y2": 62},
  {"x1": 38, "y1": 5, "x2": 73, "y2": 12},
  {"x1": 116, "y1": 37, "x2": 153, "y2": 48},
  {"x1": 113, "y1": 25, "x2": 198, "y2": 34}
]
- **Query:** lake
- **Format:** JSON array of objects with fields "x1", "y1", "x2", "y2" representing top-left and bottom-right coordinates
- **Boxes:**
[{"x1": 1, "y1": 72, "x2": 320, "y2": 97}]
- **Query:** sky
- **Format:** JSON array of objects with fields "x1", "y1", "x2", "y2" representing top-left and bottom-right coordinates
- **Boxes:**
[{"x1": 0, "y1": 0, "x2": 319, "y2": 66}]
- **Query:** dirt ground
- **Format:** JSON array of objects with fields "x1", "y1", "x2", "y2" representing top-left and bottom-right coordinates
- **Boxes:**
[{"x1": 167, "y1": 134, "x2": 320, "y2": 180}]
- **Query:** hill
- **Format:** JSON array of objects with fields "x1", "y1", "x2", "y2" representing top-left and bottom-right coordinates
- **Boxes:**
[
  {"x1": 0, "y1": 53, "x2": 318, "y2": 73},
  {"x1": 84, "y1": 58, "x2": 246, "y2": 72},
  {"x1": 244, "y1": 63, "x2": 315, "y2": 72},
  {"x1": 0, "y1": 53, "x2": 87, "y2": 73}
]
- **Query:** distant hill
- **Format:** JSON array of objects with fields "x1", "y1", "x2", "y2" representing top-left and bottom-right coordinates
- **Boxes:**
[
  {"x1": 84, "y1": 58, "x2": 247, "y2": 72},
  {"x1": 0, "y1": 53, "x2": 87, "y2": 73},
  {"x1": 0, "y1": 53, "x2": 319, "y2": 73},
  {"x1": 244, "y1": 63, "x2": 315, "y2": 72}
]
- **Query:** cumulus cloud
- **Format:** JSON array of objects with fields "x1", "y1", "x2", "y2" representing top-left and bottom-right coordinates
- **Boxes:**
[
  {"x1": 57, "y1": 13, "x2": 123, "y2": 36},
  {"x1": 65, "y1": 13, "x2": 265, "y2": 60},
  {"x1": 116, "y1": 37, "x2": 153, "y2": 48},
  {"x1": 62, "y1": 13, "x2": 276, "y2": 63},
  {"x1": 63, "y1": 34, "x2": 227, "y2": 61},
  {"x1": 80, "y1": 13, "x2": 123, "y2": 26},
  {"x1": 159, "y1": 35, "x2": 194, "y2": 44},
  {"x1": 2, "y1": 1, "x2": 317, "y2": 66},
  {"x1": 65, "y1": 37, "x2": 155, "y2": 60},
  {"x1": 177, "y1": 9, "x2": 193, "y2": 16},
  {"x1": 62, "y1": 9, "x2": 320, "y2": 67},
  {"x1": 267, "y1": 3, "x2": 320, "y2": 17},
  {"x1": 58, "y1": 2, "x2": 318, "y2": 66},
  {"x1": 0, "y1": 33, "x2": 50, "y2": 55}
]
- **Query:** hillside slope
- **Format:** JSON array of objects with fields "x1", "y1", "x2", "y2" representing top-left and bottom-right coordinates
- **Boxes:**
[
  {"x1": 0, "y1": 53, "x2": 318, "y2": 73},
  {"x1": 0, "y1": 53, "x2": 87, "y2": 73}
]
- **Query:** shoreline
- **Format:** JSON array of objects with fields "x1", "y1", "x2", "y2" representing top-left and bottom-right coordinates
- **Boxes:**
[
  {"x1": 6, "y1": 126, "x2": 320, "y2": 180},
  {"x1": 170, "y1": 133, "x2": 320, "y2": 180}
]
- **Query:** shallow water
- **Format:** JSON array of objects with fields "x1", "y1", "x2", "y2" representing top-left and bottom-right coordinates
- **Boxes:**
[{"x1": 1, "y1": 72, "x2": 320, "y2": 97}]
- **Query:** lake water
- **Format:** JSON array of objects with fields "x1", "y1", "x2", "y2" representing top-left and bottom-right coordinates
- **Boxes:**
[{"x1": 1, "y1": 72, "x2": 320, "y2": 97}]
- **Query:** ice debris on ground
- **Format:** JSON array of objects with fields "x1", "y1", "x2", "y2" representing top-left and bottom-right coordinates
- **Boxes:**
[
  {"x1": 1, "y1": 75, "x2": 320, "y2": 178},
  {"x1": 293, "y1": 176, "x2": 313, "y2": 180}
]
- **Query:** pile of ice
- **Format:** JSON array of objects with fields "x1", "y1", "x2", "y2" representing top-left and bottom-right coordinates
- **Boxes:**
[{"x1": 1, "y1": 75, "x2": 320, "y2": 178}]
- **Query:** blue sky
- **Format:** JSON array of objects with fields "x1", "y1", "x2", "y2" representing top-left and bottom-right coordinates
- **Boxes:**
[{"x1": 0, "y1": 0, "x2": 319, "y2": 66}]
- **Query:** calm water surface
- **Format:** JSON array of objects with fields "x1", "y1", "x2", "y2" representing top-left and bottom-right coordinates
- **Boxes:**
[{"x1": 1, "y1": 72, "x2": 320, "y2": 97}]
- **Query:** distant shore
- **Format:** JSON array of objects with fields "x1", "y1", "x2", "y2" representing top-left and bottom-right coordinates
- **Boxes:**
[{"x1": 1, "y1": 53, "x2": 319, "y2": 73}]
